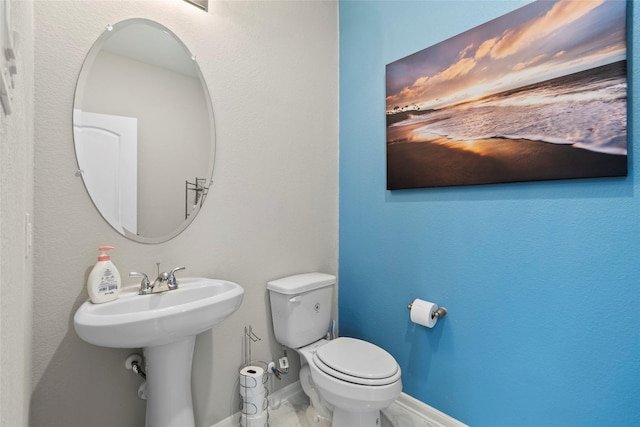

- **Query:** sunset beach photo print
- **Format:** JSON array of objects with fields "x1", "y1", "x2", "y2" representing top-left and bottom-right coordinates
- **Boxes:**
[{"x1": 386, "y1": 0, "x2": 627, "y2": 190}]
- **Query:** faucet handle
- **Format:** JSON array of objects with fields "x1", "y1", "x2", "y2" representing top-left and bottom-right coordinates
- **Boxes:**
[
  {"x1": 167, "y1": 266, "x2": 186, "y2": 290},
  {"x1": 130, "y1": 272, "x2": 152, "y2": 295}
]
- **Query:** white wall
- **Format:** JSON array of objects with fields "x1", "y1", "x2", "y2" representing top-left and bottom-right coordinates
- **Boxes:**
[
  {"x1": 32, "y1": 1, "x2": 338, "y2": 426},
  {"x1": 0, "y1": 1, "x2": 34, "y2": 426}
]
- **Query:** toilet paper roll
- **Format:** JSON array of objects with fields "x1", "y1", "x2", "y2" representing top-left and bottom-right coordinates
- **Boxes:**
[
  {"x1": 410, "y1": 299, "x2": 438, "y2": 328},
  {"x1": 240, "y1": 412, "x2": 268, "y2": 427},
  {"x1": 240, "y1": 384, "x2": 266, "y2": 399},
  {"x1": 239, "y1": 366, "x2": 265, "y2": 388},
  {"x1": 241, "y1": 397, "x2": 268, "y2": 416}
]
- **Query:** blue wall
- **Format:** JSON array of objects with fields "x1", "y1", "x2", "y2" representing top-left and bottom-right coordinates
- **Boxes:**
[{"x1": 338, "y1": 1, "x2": 640, "y2": 426}]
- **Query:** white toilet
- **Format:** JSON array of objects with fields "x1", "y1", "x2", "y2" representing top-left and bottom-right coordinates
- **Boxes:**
[{"x1": 267, "y1": 272, "x2": 402, "y2": 427}]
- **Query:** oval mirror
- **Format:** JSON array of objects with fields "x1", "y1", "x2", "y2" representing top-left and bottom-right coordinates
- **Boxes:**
[{"x1": 73, "y1": 18, "x2": 215, "y2": 244}]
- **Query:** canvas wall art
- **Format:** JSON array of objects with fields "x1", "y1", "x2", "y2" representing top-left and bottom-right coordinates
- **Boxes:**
[{"x1": 386, "y1": 0, "x2": 627, "y2": 190}]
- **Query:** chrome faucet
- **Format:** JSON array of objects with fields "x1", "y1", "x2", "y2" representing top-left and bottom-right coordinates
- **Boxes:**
[
  {"x1": 129, "y1": 271, "x2": 152, "y2": 295},
  {"x1": 167, "y1": 266, "x2": 186, "y2": 290},
  {"x1": 130, "y1": 266, "x2": 186, "y2": 295},
  {"x1": 152, "y1": 271, "x2": 171, "y2": 290}
]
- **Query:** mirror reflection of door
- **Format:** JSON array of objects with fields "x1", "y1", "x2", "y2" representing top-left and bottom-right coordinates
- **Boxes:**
[{"x1": 73, "y1": 111, "x2": 137, "y2": 235}]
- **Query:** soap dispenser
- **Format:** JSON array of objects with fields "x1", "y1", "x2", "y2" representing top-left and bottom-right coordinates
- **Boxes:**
[{"x1": 87, "y1": 246, "x2": 121, "y2": 304}]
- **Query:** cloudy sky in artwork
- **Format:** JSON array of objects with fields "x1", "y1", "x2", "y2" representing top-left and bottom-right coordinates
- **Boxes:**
[{"x1": 385, "y1": 0, "x2": 626, "y2": 112}]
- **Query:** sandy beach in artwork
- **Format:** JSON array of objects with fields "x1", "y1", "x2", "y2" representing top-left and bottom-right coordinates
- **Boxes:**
[{"x1": 387, "y1": 136, "x2": 627, "y2": 190}]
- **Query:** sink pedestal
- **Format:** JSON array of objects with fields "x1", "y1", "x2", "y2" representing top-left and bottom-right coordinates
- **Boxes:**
[{"x1": 144, "y1": 336, "x2": 196, "y2": 427}]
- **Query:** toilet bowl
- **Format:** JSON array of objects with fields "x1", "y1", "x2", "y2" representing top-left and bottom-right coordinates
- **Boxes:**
[
  {"x1": 267, "y1": 273, "x2": 402, "y2": 427},
  {"x1": 299, "y1": 338, "x2": 402, "y2": 427}
]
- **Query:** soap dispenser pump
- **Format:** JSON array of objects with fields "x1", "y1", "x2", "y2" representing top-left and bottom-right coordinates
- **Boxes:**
[{"x1": 87, "y1": 246, "x2": 121, "y2": 304}]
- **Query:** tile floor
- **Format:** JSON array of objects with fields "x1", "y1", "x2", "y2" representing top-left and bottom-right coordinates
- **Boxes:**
[{"x1": 267, "y1": 392, "x2": 443, "y2": 427}]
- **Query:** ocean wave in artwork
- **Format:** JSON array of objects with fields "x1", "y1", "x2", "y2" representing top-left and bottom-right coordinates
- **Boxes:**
[{"x1": 391, "y1": 61, "x2": 627, "y2": 156}]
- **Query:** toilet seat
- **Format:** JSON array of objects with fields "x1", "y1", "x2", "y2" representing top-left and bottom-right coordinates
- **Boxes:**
[{"x1": 312, "y1": 337, "x2": 401, "y2": 386}]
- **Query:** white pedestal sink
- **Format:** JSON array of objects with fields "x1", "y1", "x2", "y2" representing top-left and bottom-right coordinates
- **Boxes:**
[{"x1": 74, "y1": 277, "x2": 244, "y2": 427}]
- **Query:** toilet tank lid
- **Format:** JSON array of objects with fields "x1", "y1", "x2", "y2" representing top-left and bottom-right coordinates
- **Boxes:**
[{"x1": 267, "y1": 272, "x2": 336, "y2": 295}]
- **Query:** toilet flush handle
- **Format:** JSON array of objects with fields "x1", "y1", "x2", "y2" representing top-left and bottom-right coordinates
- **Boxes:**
[{"x1": 289, "y1": 295, "x2": 302, "y2": 304}]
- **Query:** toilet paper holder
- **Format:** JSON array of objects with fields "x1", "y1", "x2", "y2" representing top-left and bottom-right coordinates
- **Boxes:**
[{"x1": 407, "y1": 302, "x2": 448, "y2": 319}]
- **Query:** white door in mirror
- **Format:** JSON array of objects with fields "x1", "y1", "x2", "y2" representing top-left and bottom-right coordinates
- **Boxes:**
[{"x1": 74, "y1": 110, "x2": 138, "y2": 234}]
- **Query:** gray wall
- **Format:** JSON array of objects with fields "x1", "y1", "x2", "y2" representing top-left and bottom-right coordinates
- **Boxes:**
[
  {"x1": 0, "y1": 1, "x2": 34, "y2": 426},
  {"x1": 31, "y1": 1, "x2": 338, "y2": 426}
]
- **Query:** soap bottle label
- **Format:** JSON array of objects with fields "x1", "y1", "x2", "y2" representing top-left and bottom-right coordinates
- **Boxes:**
[{"x1": 98, "y1": 268, "x2": 118, "y2": 295}]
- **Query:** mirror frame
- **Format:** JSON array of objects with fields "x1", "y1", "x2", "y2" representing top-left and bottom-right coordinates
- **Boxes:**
[{"x1": 73, "y1": 18, "x2": 216, "y2": 244}]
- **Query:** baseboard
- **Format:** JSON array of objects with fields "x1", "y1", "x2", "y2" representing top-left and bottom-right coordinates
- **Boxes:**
[
  {"x1": 391, "y1": 392, "x2": 469, "y2": 427},
  {"x1": 210, "y1": 381, "x2": 467, "y2": 427}
]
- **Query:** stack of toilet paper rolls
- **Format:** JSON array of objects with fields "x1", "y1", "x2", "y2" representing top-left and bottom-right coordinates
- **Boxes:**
[{"x1": 239, "y1": 366, "x2": 269, "y2": 427}]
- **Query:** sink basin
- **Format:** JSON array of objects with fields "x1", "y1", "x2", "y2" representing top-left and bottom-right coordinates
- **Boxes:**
[{"x1": 74, "y1": 277, "x2": 244, "y2": 348}]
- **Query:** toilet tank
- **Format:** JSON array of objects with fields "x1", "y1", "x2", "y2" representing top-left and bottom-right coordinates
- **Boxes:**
[{"x1": 267, "y1": 272, "x2": 335, "y2": 349}]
